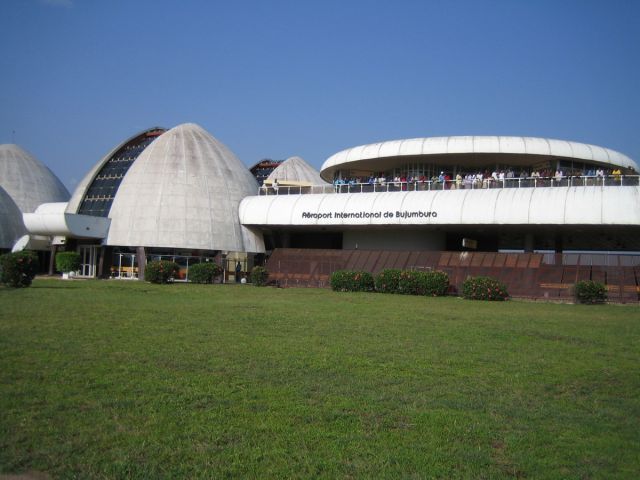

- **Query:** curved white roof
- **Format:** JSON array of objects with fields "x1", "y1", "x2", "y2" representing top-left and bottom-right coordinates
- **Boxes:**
[
  {"x1": 106, "y1": 123, "x2": 264, "y2": 252},
  {"x1": 0, "y1": 144, "x2": 70, "y2": 213},
  {"x1": 0, "y1": 185, "x2": 26, "y2": 249},
  {"x1": 266, "y1": 156, "x2": 328, "y2": 185},
  {"x1": 240, "y1": 186, "x2": 640, "y2": 227},
  {"x1": 320, "y1": 136, "x2": 638, "y2": 179}
]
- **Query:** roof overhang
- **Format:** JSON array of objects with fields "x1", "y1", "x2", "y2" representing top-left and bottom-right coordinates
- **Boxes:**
[
  {"x1": 24, "y1": 202, "x2": 110, "y2": 239},
  {"x1": 320, "y1": 136, "x2": 638, "y2": 181}
]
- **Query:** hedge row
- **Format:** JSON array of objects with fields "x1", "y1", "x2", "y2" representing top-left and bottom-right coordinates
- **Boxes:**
[
  {"x1": 330, "y1": 269, "x2": 518, "y2": 301},
  {"x1": 330, "y1": 270, "x2": 375, "y2": 292},
  {"x1": 0, "y1": 251, "x2": 607, "y2": 304},
  {"x1": 331, "y1": 269, "x2": 448, "y2": 296},
  {"x1": 461, "y1": 276, "x2": 509, "y2": 301}
]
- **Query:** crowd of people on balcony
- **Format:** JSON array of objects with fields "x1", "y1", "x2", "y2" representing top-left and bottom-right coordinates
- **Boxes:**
[
  {"x1": 259, "y1": 165, "x2": 632, "y2": 195},
  {"x1": 330, "y1": 166, "x2": 627, "y2": 191}
]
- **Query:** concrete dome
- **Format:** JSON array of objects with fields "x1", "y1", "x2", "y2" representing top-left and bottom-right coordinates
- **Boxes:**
[
  {"x1": 106, "y1": 123, "x2": 264, "y2": 252},
  {"x1": 0, "y1": 185, "x2": 26, "y2": 249},
  {"x1": 0, "y1": 144, "x2": 70, "y2": 213},
  {"x1": 266, "y1": 156, "x2": 328, "y2": 185}
]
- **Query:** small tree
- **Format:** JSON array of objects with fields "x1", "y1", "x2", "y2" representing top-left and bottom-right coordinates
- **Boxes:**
[
  {"x1": 0, "y1": 251, "x2": 38, "y2": 288},
  {"x1": 145, "y1": 260, "x2": 179, "y2": 284},
  {"x1": 575, "y1": 280, "x2": 607, "y2": 304},
  {"x1": 55, "y1": 251, "x2": 81, "y2": 274},
  {"x1": 250, "y1": 266, "x2": 269, "y2": 286},
  {"x1": 189, "y1": 262, "x2": 223, "y2": 284}
]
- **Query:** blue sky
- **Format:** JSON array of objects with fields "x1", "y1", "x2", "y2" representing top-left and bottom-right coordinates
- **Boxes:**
[{"x1": 1, "y1": 0, "x2": 638, "y2": 190}]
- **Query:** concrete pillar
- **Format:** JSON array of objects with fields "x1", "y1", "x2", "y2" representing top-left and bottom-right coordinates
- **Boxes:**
[
  {"x1": 136, "y1": 246, "x2": 146, "y2": 280},
  {"x1": 48, "y1": 245, "x2": 57, "y2": 275},
  {"x1": 97, "y1": 246, "x2": 106, "y2": 278},
  {"x1": 554, "y1": 234, "x2": 563, "y2": 253},
  {"x1": 524, "y1": 233, "x2": 535, "y2": 253}
]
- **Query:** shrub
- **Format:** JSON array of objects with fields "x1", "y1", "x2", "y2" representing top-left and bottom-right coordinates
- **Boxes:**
[
  {"x1": 375, "y1": 269, "x2": 402, "y2": 293},
  {"x1": 422, "y1": 270, "x2": 449, "y2": 296},
  {"x1": 145, "y1": 260, "x2": 179, "y2": 284},
  {"x1": 397, "y1": 270, "x2": 424, "y2": 295},
  {"x1": 462, "y1": 276, "x2": 509, "y2": 301},
  {"x1": 575, "y1": 280, "x2": 607, "y2": 304},
  {"x1": 188, "y1": 262, "x2": 222, "y2": 284},
  {"x1": 251, "y1": 266, "x2": 269, "y2": 286},
  {"x1": 330, "y1": 270, "x2": 374, "y2": 292},
  {"x1": 55, "y1": 251, "x2": 81, "y2": 273},
  {"x1": 0, "y1": 251, "x2": 38, "y2": 288},
  {"x1": 394, "y1": 270, "x2": 449, "y2": 296}
]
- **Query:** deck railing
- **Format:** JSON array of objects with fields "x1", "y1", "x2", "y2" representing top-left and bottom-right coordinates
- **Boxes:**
[{"x1": 259, "y1": 175, "x2": 640, "y2": 195}]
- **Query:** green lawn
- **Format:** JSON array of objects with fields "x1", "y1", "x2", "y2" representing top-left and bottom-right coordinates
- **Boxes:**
[{"x1": 1, "y1": 279, "x2": 639, "y2": 479}]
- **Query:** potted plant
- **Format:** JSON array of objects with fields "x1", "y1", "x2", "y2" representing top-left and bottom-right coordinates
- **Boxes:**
[{"x1": 55, "y1": 251, "x2": 81, "y2": 279}]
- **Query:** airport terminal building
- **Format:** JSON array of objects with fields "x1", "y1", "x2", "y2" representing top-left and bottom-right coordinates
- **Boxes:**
[
  {"x1": 242, "y1": 136, "x2": 640, "y2": 253},
  {"x1": 4, "y1": 124, "x2": 640, "y2": 300}
]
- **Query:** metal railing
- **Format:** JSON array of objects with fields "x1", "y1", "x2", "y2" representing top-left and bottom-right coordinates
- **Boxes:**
[{"x1": 258, "y1": 175, "x2": 640, "y2": 195}]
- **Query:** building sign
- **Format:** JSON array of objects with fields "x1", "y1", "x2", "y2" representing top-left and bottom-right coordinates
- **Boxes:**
[{"x1": 302, "y1": 210, "x2": 437, "y2": 220}]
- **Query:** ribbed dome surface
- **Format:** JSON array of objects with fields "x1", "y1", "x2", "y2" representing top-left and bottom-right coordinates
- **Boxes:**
[
  {"x1": 106, "y1": 123, "x2": 263, "y2": 252},
  {"x1": 267, "y1": 156, "x2": 328, "y2": 185},
  {"x1": 0, "y1": 144, "x2": 70, "y2": 213},
  {"x1": 0, "y1": 185, "x2": 26, "y2": 249}
]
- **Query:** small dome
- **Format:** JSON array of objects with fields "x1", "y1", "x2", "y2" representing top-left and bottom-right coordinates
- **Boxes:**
[
  {"x1": 106, "y1": 123, "x2": 263, "y2": 252},
  {"x1": 266, "y1": 156, "x2": 327, "y2": 185},
  {"x1": 0, "y1": 185, "x2": 26, "y2": 249},
  {"x1": 0, "y1": 144, "x2": 70, "y2": 213}
]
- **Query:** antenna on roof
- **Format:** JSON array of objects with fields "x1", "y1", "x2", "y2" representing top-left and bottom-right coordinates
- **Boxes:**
[{"x1": 12, "y1": 130, "x2": 15, "y2": 143}]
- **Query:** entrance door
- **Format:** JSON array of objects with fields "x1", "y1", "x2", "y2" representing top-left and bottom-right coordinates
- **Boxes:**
[{"x1": 78, "y1": 245, "x2": 97, "y2": 277}]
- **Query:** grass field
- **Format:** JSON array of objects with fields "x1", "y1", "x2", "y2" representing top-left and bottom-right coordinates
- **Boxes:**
[{"x1": 1, "y1": 279, "x2": 639, "y2": 479}]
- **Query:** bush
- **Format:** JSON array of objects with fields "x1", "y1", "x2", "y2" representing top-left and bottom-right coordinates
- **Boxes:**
[
  {"x1": 55, "y1": 251, "x2": 81, "y2": 273},
  {"x1": 575, "y1": 280, "x2": 607, "y2": 304},
  {"x1": 427, "y1": 271, "x2": 449, "y2": 296},
  {"x1": 462, "y1": 276, "x2": 509, "y2": 301},
  {"x1": 251, "y1": 266, "x2": 269, "y2": 286},
  {"x1": 375, "y1": 269, "x2": 449, "y2": 296},
  {"x1": 188, "y1": 262, "x2": 222, "y2": 284},
  {"x1": 330, "y1": 270, "x2": 374, "y2": 292},
  {"x1": 397, "y1": 271, "x2": 424, "y2": 295},
  {"x1": 396, "y1": 271, "x2": 447, "y2": 296},
  {"x1": 145, "y1": 260, "x2": 179, "y2": 284},
  {"x1": 0, "y1": 251, "x2": 38, "y2": 288},
  {"x1": 421, "y1": 270, "x2": 449, "y2": 296},
  {"x1": 375, "y1": 269, "x2": 402, "y2": 293}
]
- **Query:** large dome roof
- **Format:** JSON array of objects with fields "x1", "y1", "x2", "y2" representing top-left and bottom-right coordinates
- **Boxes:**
[
  {"x1": 0, "y1": 144, "x2": 70, "y2": 213},
  {"x1": 0, "y1": 185, "x2": 26, "y2": 249},
  {"x1": 266, "y1": 156, "x2": 328, "y2": 185},
  {"x1": 106, "y1": 123, "x2": 263, "y2": 252}
]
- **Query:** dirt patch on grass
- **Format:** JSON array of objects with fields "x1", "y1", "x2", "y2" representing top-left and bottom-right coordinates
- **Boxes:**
[{"x1": 0, "y1": 472, "x2": 51, "y2": 480}]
